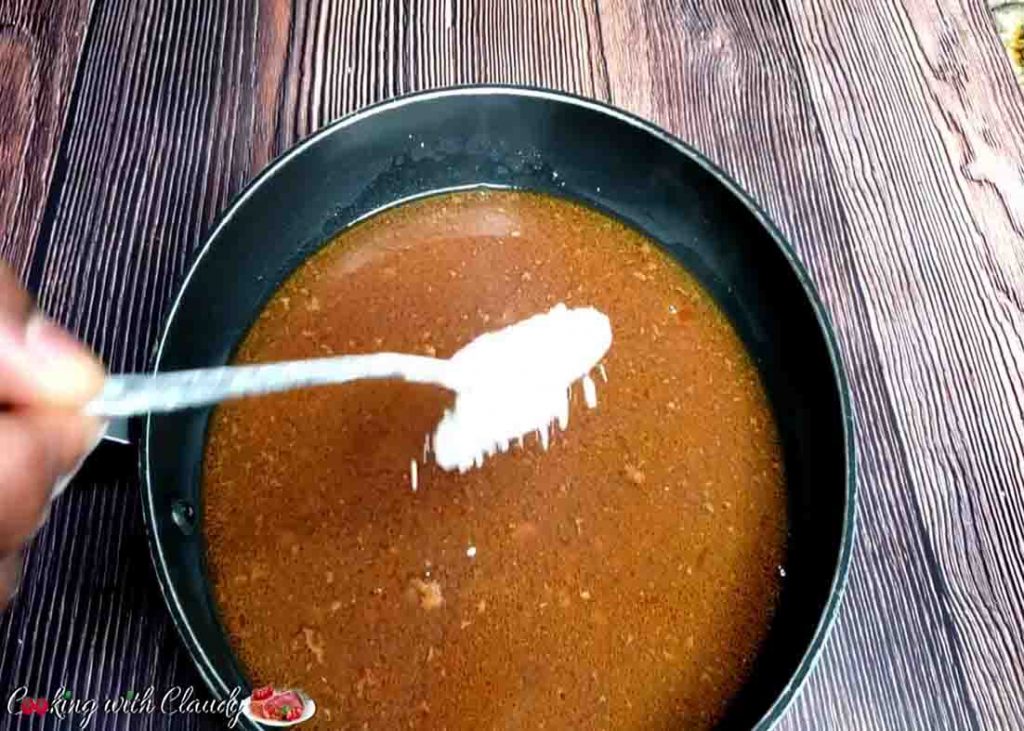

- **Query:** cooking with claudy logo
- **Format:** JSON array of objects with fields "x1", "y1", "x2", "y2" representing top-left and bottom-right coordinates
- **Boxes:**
[{"x1": 7, "y1": 686, "x2": 248, "y2": 728}]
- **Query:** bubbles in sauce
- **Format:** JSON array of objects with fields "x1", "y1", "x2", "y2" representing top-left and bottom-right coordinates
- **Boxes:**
[{"x1": 204, "y1": 190, "x2": 787, "y2": 730}]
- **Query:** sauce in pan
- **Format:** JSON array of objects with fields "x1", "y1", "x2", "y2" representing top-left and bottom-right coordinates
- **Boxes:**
[{"x1": 204, "y1": 190, "x2": 786, "y2": 730}]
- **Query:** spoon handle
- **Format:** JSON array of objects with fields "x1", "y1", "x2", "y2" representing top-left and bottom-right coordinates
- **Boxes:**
[{"x1": 85, "y1": 353, "x2": 454, "y2": 418}]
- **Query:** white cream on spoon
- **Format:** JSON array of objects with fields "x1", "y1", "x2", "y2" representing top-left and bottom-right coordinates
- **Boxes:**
[{"x1": 431, "y1": 303, "x2": 612, "y2": 472}]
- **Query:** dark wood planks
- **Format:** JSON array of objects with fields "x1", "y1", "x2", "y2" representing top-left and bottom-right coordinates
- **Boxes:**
[
  {"x1": 783, "y1": 0, "x2": 1024, "y2": 726},
  {"x1": 3, "y1": 0, "x2": 1024, "y2": 728},
  {"x1": 0, "y1": 0, "x2": 92, "y2": 277},
  {"x1": 0, "y1": 467, "x2": 200, "y2": 731},
  {"x1": 280, "y1": 0, "x2": 605, "y2": 136}
]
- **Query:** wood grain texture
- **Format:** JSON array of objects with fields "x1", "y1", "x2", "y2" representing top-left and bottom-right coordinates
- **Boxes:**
[
  {"x1": 784, "y1": 0, "x2": 1024, "y2": 727},
  {"x1": 0, "y1": 0, "x2": 92, "y2": 278},
  {"x1": 2, "y1": 0, "x2": 1024, "y2": 729}
]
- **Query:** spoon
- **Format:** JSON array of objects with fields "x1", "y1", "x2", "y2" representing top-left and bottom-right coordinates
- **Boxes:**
[{"x1": 87, "y1": 304, "x2": 613, "y2": 471}]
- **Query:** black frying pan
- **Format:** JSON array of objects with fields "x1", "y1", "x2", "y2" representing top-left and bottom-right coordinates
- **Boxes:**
[{"x1": 140, "y1": 86, "x2": 855, "y2": 730}]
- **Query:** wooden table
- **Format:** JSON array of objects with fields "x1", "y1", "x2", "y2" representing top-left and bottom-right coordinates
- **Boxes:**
[{"x1": 2, "y1": 1, "x2": 1023, "y2": 728}]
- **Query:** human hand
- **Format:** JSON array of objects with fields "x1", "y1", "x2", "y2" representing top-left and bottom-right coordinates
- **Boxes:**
[{"x1": 0, "y1": 264, "x2": 105, "y2": 609}]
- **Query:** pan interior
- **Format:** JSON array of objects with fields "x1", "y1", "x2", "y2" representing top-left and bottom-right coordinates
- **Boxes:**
[{"x1": 143, "y1": 89, "x2": 851, "y2": 731}]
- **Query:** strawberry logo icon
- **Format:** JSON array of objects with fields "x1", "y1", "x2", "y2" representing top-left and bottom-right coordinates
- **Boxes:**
[{"x1": 20, "y1": 698, "x2": 48, "y2": 716}]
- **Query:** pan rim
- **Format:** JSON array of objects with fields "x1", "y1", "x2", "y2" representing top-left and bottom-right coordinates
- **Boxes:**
[{"x1": 141, "y1": 84, "x2": 857, "y2": 731}]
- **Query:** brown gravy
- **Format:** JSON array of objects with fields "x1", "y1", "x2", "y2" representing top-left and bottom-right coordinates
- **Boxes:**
[{"x1": 204, "y1": 190, "x2": 786, "y2": 730}]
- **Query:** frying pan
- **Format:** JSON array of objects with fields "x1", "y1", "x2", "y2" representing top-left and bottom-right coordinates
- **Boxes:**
[{"x1": 140, "y1": 86, "x2": 855, "y2": 730}]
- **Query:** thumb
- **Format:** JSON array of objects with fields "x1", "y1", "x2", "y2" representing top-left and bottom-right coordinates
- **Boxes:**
[{"x1": 0, "y1": 312, "x2": 106, "y2": 408}]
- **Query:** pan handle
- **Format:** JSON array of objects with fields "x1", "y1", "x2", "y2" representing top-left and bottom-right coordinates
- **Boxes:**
[{"x1": 102, "y1": 417, "x2": 131, "y2": 445}]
